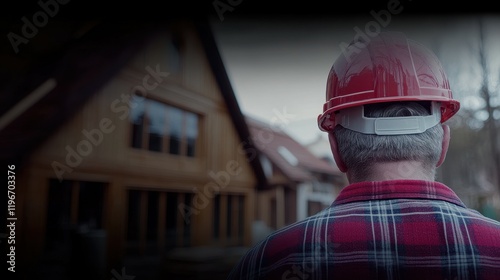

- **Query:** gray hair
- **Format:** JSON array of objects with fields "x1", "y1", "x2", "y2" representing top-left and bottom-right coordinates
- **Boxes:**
[{"x1": 332, "y1": 102, "x2": 443, "y2": 180}]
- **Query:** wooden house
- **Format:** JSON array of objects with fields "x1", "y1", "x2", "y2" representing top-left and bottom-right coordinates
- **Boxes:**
[
  {"x1": 246, "y1": 116, "x2": 346, "y2": 234},
  {"x1": 0, "y1": 17, "x2": 266, "y2": 280}
]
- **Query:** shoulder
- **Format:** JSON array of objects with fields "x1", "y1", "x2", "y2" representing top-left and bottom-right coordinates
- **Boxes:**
[{"x1": 227, "y1": 209, "x2": 335, "y2": 280}]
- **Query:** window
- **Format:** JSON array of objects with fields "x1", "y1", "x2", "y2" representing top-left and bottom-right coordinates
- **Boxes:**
[
  {"x1": 126, "y1": 190, "x2": 193, "y2": 255},
  {"x1": 130, "y1": 95, "x2": 199, "y2": 157},
  {"x1": 260, "y1": 155, "x2": 273, "y2": 178},
  {"x1": 277, "y1": 146, "x2": 298, "y2": 166},
  {"x1": 42, "y1": 179, "x2": 106, "y2": 279},
  {"x1": 213, "y1": 194, "x2": 245, "y2": 246},
  {"x1": 185, "y1": 112, "x2": 198, "y2": 157},
  {"x1": 44, "y1": 179, "x2": 106, "y2": 255},
  {"x1": 168, "y1": 106, "x2": 182, "y2": 154}
]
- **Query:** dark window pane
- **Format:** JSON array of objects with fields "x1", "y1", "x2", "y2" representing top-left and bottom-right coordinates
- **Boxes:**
[
  {"x1": 185, "y1": 112, "x2": 198, "y2": 157},
  {"x1": 147, "y1": 192, "x2": 159, "y2": 242},
  {"x1": 169, "y1": 138, "x2": 180, "y2": 154},
  {"x1": 46, "y1": 179, "x2": 73, "y2": 251},
  {"x1": 147, "y1": 100, "x2": 167, "y2": 152},
  {"x1": 130, "y1": 96, "x2": 146, "y2": 149},
  {"x1": 183, "y1": 193, "x2": 192, "y2": 247},
  {"x1": 166, "y1": 193, "x2": 178, "y2": 249},
  {"x1": 149, "y1": 134, "x2": 162, "y2": 152},
  {"x1": 132, "y1": 122, "x2": 143, "y2": 149},
  {"x1": 226, "y1": 196, "x2": 232, "y2": 238},
  {"x1": 167, "y1": 106, "x2": 183, "y2": 155},
  {"x1": 238, "y1": 195, "x2": 244, "y2": 244},
  {"x1": 186, "y1": 138, "x2": 196, "y2": 157},
  {"x1": 127, "y1": 190, "x2": 141, "y2": 243},
  {"x1": 213, "y1": 194, "x2": 220, "y2": 240},
  {"x1": 77, "y1": 181, "x2": 104, "y2": 229}
]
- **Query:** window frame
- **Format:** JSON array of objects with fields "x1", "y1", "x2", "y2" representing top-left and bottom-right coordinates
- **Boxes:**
[
  {"x1": 125, "y1": 188, "x2": 193, "y2": 255},
  {"x1": 129, "y1": 92, "x2": 201, "y2": 158}
]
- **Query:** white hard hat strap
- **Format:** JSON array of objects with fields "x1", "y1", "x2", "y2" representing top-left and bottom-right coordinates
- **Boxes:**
[{"x1": 335, "y1": 102, "x2": 441, "y2": 135}]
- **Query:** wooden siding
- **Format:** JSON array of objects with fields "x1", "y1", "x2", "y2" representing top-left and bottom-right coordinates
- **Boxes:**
[{"x1": 16, "y1": 22, "x2": 257, "y2": 272}]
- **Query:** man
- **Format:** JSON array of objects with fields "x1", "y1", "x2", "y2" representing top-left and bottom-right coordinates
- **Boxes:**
[{"x1": 227, "y1": 31, "x2": 500, "y2": 279}]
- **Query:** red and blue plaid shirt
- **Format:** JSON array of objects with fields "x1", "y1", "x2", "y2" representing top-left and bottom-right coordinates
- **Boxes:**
[{"x1": 227, "y1": 180, "x2": 500, "y2": 280}]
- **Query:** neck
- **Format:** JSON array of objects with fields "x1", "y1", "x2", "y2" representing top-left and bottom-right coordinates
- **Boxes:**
[{"x1": 348, "y1": 161, "x2": 435, "y2": 183}]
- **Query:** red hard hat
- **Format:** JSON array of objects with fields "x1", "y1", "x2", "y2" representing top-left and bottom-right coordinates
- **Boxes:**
[{"x1": 318, "y1": 31, "x2": 460, "y2": 132}]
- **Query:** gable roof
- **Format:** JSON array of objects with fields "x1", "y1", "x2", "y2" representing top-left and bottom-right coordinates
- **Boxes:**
[
  {"x1": 0, "y1": 16, "x2": 267, "y2": 187},
  {"x1": 246, "y1": 115, "x2": 342, "y2": 183}
]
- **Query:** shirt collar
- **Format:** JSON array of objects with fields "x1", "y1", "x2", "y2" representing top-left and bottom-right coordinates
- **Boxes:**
[{"x1": 332, "y1": 180, "x2": 466, "y2": 207}]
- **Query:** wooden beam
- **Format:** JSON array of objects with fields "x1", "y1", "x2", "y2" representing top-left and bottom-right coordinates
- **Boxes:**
[{"x1": 276, "y1": 186, "x2": 285, "y2": 229}]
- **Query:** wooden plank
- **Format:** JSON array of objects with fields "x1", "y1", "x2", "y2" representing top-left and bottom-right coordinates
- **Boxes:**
[
  {"x1": 25, "y1": 168, "x2": 49, "y2": 262},
  {"x1": 105, "y1": 179, "x2": 125, "y2": 270},
  {"x1": 276, "y1": 186, "x2": 285, "y2": 229}
]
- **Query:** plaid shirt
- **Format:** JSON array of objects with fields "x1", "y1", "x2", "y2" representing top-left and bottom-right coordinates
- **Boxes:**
[{"x1": 227, "y1": 180, "x2": 500, "y2": 280}]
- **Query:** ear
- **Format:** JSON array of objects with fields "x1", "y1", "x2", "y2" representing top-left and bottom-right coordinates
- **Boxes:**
[
  {"x1": 436, "y1": 124, "x2": 450, "y2": 167},
  {"x1": 328, "y1": 132, "x2": 347, "y2": 172}
]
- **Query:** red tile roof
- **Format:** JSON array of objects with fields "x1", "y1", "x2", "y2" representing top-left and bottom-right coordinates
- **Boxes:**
[{"x1": 246, "y1": 116, "x2": 342, "y2": 182}]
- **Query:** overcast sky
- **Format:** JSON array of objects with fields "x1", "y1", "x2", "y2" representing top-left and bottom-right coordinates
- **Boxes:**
[{"x1": 209, "y1": 14, "x2": 500, "y2": 144}]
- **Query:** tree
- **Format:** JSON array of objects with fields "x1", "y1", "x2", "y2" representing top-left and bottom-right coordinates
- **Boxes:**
[
  {"x1": 437, "y1": 15, "x2": 500, "y2": 216},
  {"x1": 477, "y1": 17, "x2": 500, "y2": 190}
]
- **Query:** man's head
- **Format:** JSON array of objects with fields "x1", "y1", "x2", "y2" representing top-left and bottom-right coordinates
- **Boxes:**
[
  {"x1": 317, "y1": 31, "x2": 459, "y2": 183},
  {"x1": 329, "y1": 101, "x2": 450, "y2": 182}
]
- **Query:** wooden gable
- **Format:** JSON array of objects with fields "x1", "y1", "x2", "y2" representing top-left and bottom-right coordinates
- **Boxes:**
[
  {"x1": 27, "y1": 21, "x2": 257, "y2": 189},
  {"x1": 5, "y1": 19, "x2": 265, "y2": 279}
]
